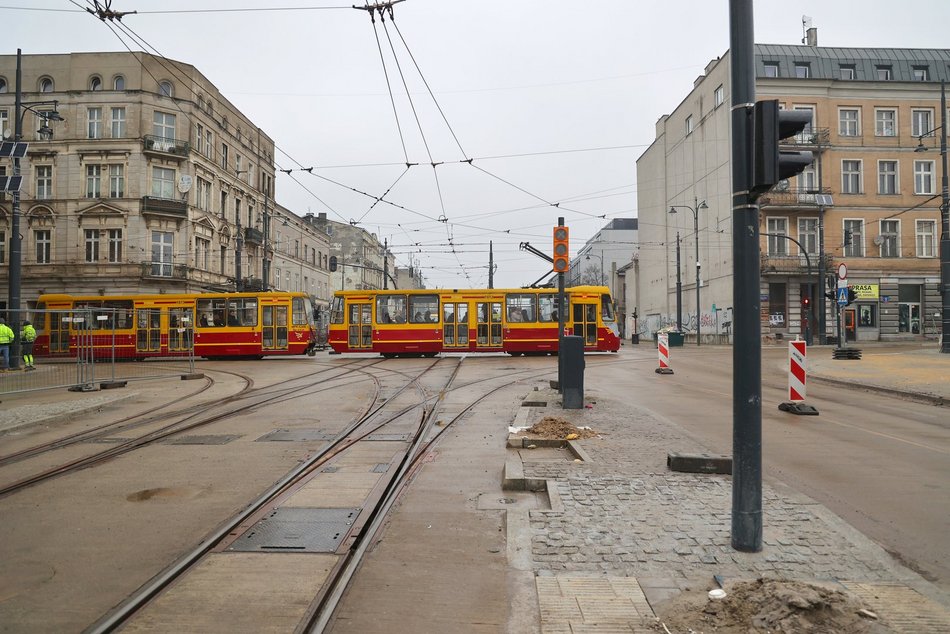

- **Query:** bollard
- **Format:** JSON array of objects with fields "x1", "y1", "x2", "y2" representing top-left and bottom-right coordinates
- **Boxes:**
[
  {"x1": 655, "y1": 332, "x2": 674, "y2": 374},
  {"x1": 561, "y1": 335, "x2": 585, "y2": 409}
]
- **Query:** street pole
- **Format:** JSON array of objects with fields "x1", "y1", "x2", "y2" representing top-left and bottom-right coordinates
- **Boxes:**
[
  {"x1": 675, "y1": 232, "x2": 683, "y2": 332},
  {"x1": 694, "y1": 197, "x2": 701, "y2": 346},
  {"x1": 730, "y1": 0, "x2": 763, "y2": 552},
  {"x1": 383, "y1": 238, "x2": 389, "y2": 290},
  {"x1": 489, "y1": 240, "x2": 494, "y2": 289},
  {"x1": 8, "y1": 49, "x2": 24, "y2": 369},
  {"x1": 939, "y1": 80, "x2": 949, "y2": 353},
  {"x1": 557, "y1": 217, "x2": 566, "y2": 391},
  {"x1": 816, "y1": 146, "x2": 827, "y2": 344}
]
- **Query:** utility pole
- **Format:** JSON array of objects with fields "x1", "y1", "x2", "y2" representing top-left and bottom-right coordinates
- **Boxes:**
[
  {"x1": 235, "y1": 201, "x2": 243, "y2": 291},
  {"x1": 383, "y1": 238, "x2": 389, "y2": 290},
  {"x1": 816, "y1": 146, "x2": 827, "y2": 344},
  {"x1": 675, "y1": 233, "x2": 683, "y2": 332},
  {"x1": 730, "y1": 0, "x2": 762, "y2": 552},
  {"x1": 489, "y1": 240, "x2": 494, "y2": 289},
  {"x1": 9, "y1": 50, "x2": 24, "y2": 369},
  {"x1": 939, "y1": 80, "x2": 949, "y2": 353}
]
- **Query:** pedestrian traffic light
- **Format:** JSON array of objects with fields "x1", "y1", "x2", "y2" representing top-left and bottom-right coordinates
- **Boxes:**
[
  {"x1": 329, "y1": 255, "x2": 338, "y2": 272},
  {"x1": 751, "y1": 100, "x2": 815, "y2": 198},
  {"x1": 553, "y1": 226, "x2": 569, "y2": 273},
  {"x1": 802, "y1": 296, "x2": 811, "y2": 309},
  {"x1": 847, "y1": 287, "x2": 857, "y2": 305}
]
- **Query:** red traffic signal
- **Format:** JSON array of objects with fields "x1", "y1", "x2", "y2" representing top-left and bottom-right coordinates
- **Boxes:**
[{"x1": 553, "y1": 226, "x2": 570, "y2": 273}]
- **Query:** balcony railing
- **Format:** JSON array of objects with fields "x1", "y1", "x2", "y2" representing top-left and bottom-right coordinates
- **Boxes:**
[
  {"x1": 141, "y1": 262, "x2": 188, "y2": 279},
  {"x1": 143, "y1": 134, "x2": 190, "y2": 157},
  {"x1": 244, "y1": 227, "x2": 264, "y2": 245},
  {"x1": 757, "y1": 186, "x2": 832, "y2": 207},
  {"x1": 781, "y1": 127, "x2": 830, "y2": 147},
  {"x1": 760, "y1": 253, "x2": 833, "y2": 275},
  {"x1": 141, "y1": 196, "x2": 188, "y2": 218}
]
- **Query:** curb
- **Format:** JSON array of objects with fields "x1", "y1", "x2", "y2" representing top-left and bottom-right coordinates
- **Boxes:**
[{"x1": 808, "y1": 373, "x2": 947, "y2": 407}]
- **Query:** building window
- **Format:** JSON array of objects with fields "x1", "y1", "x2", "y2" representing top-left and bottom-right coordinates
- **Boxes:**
[
  {"x1": 875, "y1": 65, "x2": 892, "y2": 80},
  {"x1": 87, "y1": 107, "x2": 103, "y2": 139},
  {"x1": 151, "y1": 166, "x2": 176, "y2": 199},
  {"x1": 275, "y1": 268, "x2": 281, "y2": 290},
  {"x1": 221, "y1": 143, "x2": 229, "y2": 171},
  {"x1": 798, "y1": 165, "x2": 816, "y2": 193},
  {"x1": 912, "y1": 109, "x2": 934, "y2": 138},
  {"x1": 839, "y1": 65, "x2": 856, "y2": 80},
  {"x1": 792, "y1": 105, "x2": 815, "y2": 141},
  {"x1": 152, "y1": 111, "x2": 176, "y2": 141},
  {"x1": 842, "y1": 160, "x2": 862, "y2": 194},
  {"x1": 875, "y1": 109, "x2": 896, "y2": 136},
  {"x1": 111, "y1": 107, "x2": 126, "y2": 138},
  {"x1": 159, "y1": 80, "x2": 173, "y2": 97},
  {"x1": 235, "y1": 198, "x2": 241, "y2": 227},
  {"x1": 35, "y1": 165, "x2": 53, "y2": 199},
  {"x1": 879, "y1": 220, "x2": 899, "y2": 257},
  {"x1": 912, "y1": 66, "x2": 929, "y2": 81},
  {"x1": 798, "y1": 218, "x2": 818, "y2": 255},
  {"x1": 86, "y1": 165, "x2": 102, "y2": 198},
  {"x1": 763, "y1": 62, "x2": 779, "y2": 78},
  {"x1": 196, "y1": 177, "x2": 212, "y2": 211},
  {"x1": 766, "y1": 217, "x2": 788, "y2": 255},
  {"x1": 685, "y1": 115, "x2": 694, "y2": 135},
  {"x1": 35, "y1": 230, "x2": 51, "y2": 263},
  {"x1": 794, "y1": 63, "x2": 810, "y2": 78},
  {"x1": 151, "y1": 231, "x2": 174, "y2": 276},
  {"x1": 0, "y1": 109, "x2": 8, "y2": 139},
  {"x1": 714, "y1": 85, "x2": 724, "y2": 107},
  {"x1": 236, "y1": 153, "x2": 243, "y2": 175},
  {"x1": 916, "y1": 220, "x2": 936, "y2": 257},
  {"x1": 195, "y1": 123, "x2": 204, "y2": 154},
  {"x1": 0, "y1": 77, "x2": 6, "y2": 93},
  {"x1": 85, "y1": 229, "x2": 100, "y2": 262},
  {"x1": 205, "y1": 130, "x2": 213, "y2": 160},
  {"x1": 220, "y1": 191, "x2": 228, "y2": 218},
  {"x1": 914, "y1": 160, "x2": 935, "y2": 194},
  {"x1": 90, "y1": 76, "x2": 102, "y2": 91},
  {"x1": 844, "y1": 219, "x2": 863, "y2": 257},
  {"x1": 39, "y1": 77, "x2": 54, "y2": 92},
  {"x1": 0, "y1": 165, "x2": 5, "y2": 202},
  {"x1": 113, "y1": 75, "x2": 125, "y2": 90},
  {"x1": 0, "y1": 230, "x2": 5, "y2": 263},
  {"x1": 108, "y1": 229, "x2": 123, "y2": 262},
  {"x1": 109, "y1": 164, "x2": 125, "y2": 197},
  {"x1": 838, "y1": 108, "x2": 859, "y2": 136},
  {"x1": 196, "y1": 236, "x2": 211, "y2": 270},
  {"x1": 878, "y1": 160, "x2": 898, "y2": 195}
]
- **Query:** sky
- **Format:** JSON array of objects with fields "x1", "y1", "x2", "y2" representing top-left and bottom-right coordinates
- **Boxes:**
[{"x1": 3, "y1": 0, "x2": 949, "y2": 289}]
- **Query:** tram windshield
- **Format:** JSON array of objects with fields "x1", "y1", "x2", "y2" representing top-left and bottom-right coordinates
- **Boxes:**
[
  {"x1": 330, "y1": 296, "x2": 344, "y2": 324},
  {"x1": 601, "y1": 294, "x2": 615, "y2": 321}
]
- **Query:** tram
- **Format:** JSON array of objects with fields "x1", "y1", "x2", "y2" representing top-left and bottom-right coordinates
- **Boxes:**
[
  {"x1": 327, "y1": 285, "x2": 620, "y2": 356},
  {"x1": 33, "y1": 291, "x2": 319, "y2": 360}
]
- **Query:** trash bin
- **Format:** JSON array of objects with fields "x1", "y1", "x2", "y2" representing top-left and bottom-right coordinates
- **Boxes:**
[
  {"x1": 630, "y1": 333, "x2": 640, "y2": 345},
  {"x1": 668, "y1": 331, "x2": 684, "y2": 347}
]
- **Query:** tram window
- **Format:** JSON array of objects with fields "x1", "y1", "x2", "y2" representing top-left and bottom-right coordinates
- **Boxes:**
[
  {"x1": 330, "y1": 296, "x2": 344, "y2": 324},
  {"x1": 409, "y1": 295, "x2": 439, "y2": 323},
  {"x1": 292, "y1": 297, "x2": 308, "y2": 325},
  {"x1": 506, "y1": 293, "x2": 536, "y2": 322},
  {"x1": 377, "y1": 294, "x2": 407, "y2": 324},
  {"x1": 238, "y1": 298, "x2": 258, "y2": 326},
  {"x1": 601, "y1": 294, "x2": 615, "y2": 321},
  {"x1": 538, "y1": 296, "x2": 559, "y2": 321},
  {"x1": 443, "y1": 304, "x2": 455, "y2": 323}
]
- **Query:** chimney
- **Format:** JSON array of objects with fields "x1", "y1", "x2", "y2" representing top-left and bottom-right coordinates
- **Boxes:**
[{"x1": 806, "y1": 27, "x2": 818, "y2": 47}]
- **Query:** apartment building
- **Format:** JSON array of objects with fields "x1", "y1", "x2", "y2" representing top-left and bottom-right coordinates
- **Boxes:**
[
  {"x1": 0, "y1": 51, "x2": 327, "y2": 307},
  {"x1": 312, "y1": 213, "x2": 399, "y2": 292},
  {"x1": 636, "y1": 35, "x2": 948, "y2": 343}
]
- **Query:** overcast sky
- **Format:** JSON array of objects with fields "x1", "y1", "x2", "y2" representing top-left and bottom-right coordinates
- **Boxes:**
[{"x1": 4, "y1": 1, "x2": 949, "y2": 288}]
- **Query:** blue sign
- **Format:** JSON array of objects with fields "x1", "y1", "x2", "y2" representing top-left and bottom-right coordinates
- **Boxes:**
[{"x1": 836, "y1": 287, "x2": 849, "y2": 306}]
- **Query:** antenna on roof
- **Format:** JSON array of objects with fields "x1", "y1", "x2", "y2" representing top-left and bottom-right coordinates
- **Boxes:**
[{"x1": 801, "y1": 15, "x2": 812, "y2": 44}]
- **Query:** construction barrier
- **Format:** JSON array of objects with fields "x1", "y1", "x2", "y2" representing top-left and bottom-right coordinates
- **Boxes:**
[
  {"x1": 788, "y1": 340, "x2": 806, "y2": 401},
  {"x1": 655, "y1": 333, "x2": 673, "y2": 375}
]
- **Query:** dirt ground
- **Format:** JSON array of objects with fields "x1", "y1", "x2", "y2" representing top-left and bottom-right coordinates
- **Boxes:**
[
  {"x1": 521, "y1": 416, "x2": 599, "y2": 440},
  {"x1": 649, "y1": 578, "x2": 894, "y2": 633}
]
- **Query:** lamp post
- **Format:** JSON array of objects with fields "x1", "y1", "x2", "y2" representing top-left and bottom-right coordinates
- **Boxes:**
[
  {"x1": 584, "y1": 251, "x2": 604, "y2": 286},
  {"x1": 5, "y1": 49, "x2": 64, "y2": 370},
  {"x1": 670, "y1": 198, "x2": 708, "y2": 345},
  {"x1": 913, "y1": 80, "x2": 949, "y2": 353},
  {"x1": 675, "y1": 232, "x2": 683, "y2": 332}
]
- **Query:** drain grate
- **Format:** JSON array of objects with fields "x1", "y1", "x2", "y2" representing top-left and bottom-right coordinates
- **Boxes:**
[
  {"x1": 227, "y1": 507, "x2": 360, "y2": 553},
  {"x1": 256, "y1": 429, "x2": 335, "y2": 442},
  {"x1": 365, "y1": 433, "x2": 410, "y2": 442},
  {"x1": 522, "y1": 401, "x2": 548, "y2": 407},
  {"x1": 165, "y1": 434, "x2": 240, "y2": 445}
]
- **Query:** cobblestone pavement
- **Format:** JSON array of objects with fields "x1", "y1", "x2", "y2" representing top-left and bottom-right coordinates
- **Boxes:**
[{"x1": 521, "y1": 384, "x2": 938, "y2": 593}]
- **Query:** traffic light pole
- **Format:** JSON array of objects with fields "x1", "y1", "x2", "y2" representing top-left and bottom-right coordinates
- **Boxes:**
[
  {"x1": 556, "y1": 217, "x2": 566, "y2": 391},
  {"x1": 730, "y1": 0, "x2": 762, "y2": 553}
]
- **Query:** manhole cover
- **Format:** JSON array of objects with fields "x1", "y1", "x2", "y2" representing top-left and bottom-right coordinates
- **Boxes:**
[
  {"x1": 256, "y1": 429, "x2": 335, "y2": 442},
  {"x1": 227, "y1": 507, "x2": 360, "y2": 553}
]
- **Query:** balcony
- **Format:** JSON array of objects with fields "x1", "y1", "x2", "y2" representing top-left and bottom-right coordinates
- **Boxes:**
[
  {"x1": 141, "y1": 196, "x2": 188, "y2": 218},
  {"x1": 761, "y1": 253, "x2": 833, "y2": 276},
  {"x1": 782, "y1": 127, "x2": 830, "y2": 148},
  {"x1": 143, "y1": 134, "x2": 190, "y2": 159},
  {"x1": 141, "y1": 262, "x2": 188, "y2": 280},
  {"x1": 244, "y1": 226, "x2": 264, "y2": 246},
  {"x1": 757, "y1": 186, "x2": 833, "y2": 208}
]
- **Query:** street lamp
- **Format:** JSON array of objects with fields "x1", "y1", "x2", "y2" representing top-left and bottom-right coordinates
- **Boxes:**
[
  {"x1": 584, "y1": 251, "x2": 604, "y2": 287},
  {"x1": 670, "y1": 198, "x2": 708, "y2": 345},
  {"x1": 4, "y1": 49, "x2": 64, "y2": 370},
  {"x1": 912, "y1": 79, "x2": 949, "y2": 354}
]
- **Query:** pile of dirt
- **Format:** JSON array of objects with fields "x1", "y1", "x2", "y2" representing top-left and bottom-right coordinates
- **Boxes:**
[
  {"x1": 651, "y1": 578, "x2": 889, "y2": 633},
  {"x1": 524, "y1": 416, "x2": 598, "y2": 440}
]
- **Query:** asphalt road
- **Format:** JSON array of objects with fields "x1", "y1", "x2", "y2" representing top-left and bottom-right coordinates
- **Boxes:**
[{"x1": 587, "y1": 344, "x2": 950, "y2": 593}]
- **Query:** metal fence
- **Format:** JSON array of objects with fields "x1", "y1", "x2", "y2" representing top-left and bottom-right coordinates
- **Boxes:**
[{"x1": 1, "y1": 308, "x2": 196, "y2": 396}]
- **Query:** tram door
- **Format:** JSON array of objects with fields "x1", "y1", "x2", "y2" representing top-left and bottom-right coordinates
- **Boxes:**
[
  {"x1": 168, "y1": 307, "x2": 195, "y2": 352},
  {"x1": 136, "y1": 308, "x2": 161, "y2": 353},
  {"x1": 476, "y1": 302, "x2": 503, "y2": 348},
  {"x1": 572, "y1": 302, "x2": 598, "y2": 346},
  {"x1": 443, "y1": 302, "x2": 469, "y2": 348},
  {"x1": 49, "y1": 312, "x2": 70, "y2": 353},
  {"x1": 262, "y1": 305, "x2": 289, "y2": 351},
  {"x1": 348, "y1": 302, "x2": 373, "y2": 349}
]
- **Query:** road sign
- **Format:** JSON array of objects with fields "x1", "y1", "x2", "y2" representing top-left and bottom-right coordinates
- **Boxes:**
[
  {"x1": 836, "y1": 287, "x2": 849, "y2": 306},
  {"x1": 837, "y1": 262, "x2": 848, "y2": 280}
]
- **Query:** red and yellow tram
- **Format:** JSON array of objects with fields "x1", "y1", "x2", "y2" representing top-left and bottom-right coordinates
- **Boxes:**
[
  {"x1": 328, "y1": 285, "x2": 620, "y2": 356},
  {"x1": 34, "y1": 291, "x2": 319, "y2": 360}
]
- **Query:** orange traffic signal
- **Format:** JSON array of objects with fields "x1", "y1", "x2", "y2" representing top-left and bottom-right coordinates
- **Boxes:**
[{"x1": 553, "y1": 226, "x2": 570, "y2": 273}]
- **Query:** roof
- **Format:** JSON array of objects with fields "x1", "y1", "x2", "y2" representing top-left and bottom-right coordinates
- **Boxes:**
[{"x1": 755, "y1": 44, "x2": 950, "y2": 82}]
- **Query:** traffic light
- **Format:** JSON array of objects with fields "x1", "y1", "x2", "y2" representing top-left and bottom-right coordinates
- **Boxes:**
[
  {"x1": 751, "y1": 100, "x2": 815, "y2": 198},
  {"x1": 553, "y1": 226, "x2": 570, "y2": 273},
  {"x1": 329, "y1": 255, "x2": 338, "y2": 272},
  {"x1": 847, "y1": 287, "x2": 857, "y2": 305},
  {"x1": 802, "y1": 296, "x2": 811, "y2": 310},
  {"x1": 824, "y1": 290, "x2": 836, "y2": 301}
]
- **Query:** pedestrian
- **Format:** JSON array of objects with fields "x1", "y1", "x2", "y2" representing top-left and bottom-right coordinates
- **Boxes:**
[
  {"x1": 20, "y1": 320, "x2": 37, "y2": 370},
  {"x1": 0, "y1": 317, "x2": 14, "y2": 371}
]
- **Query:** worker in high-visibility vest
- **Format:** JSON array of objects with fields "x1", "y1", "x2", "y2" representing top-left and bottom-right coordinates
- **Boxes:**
[
  {"x1": 20, "y1": 320, "x2": 37, "y2": 370},
  {"x1": 0, "y1": 317, "x2": 14, "y2": 371}
]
